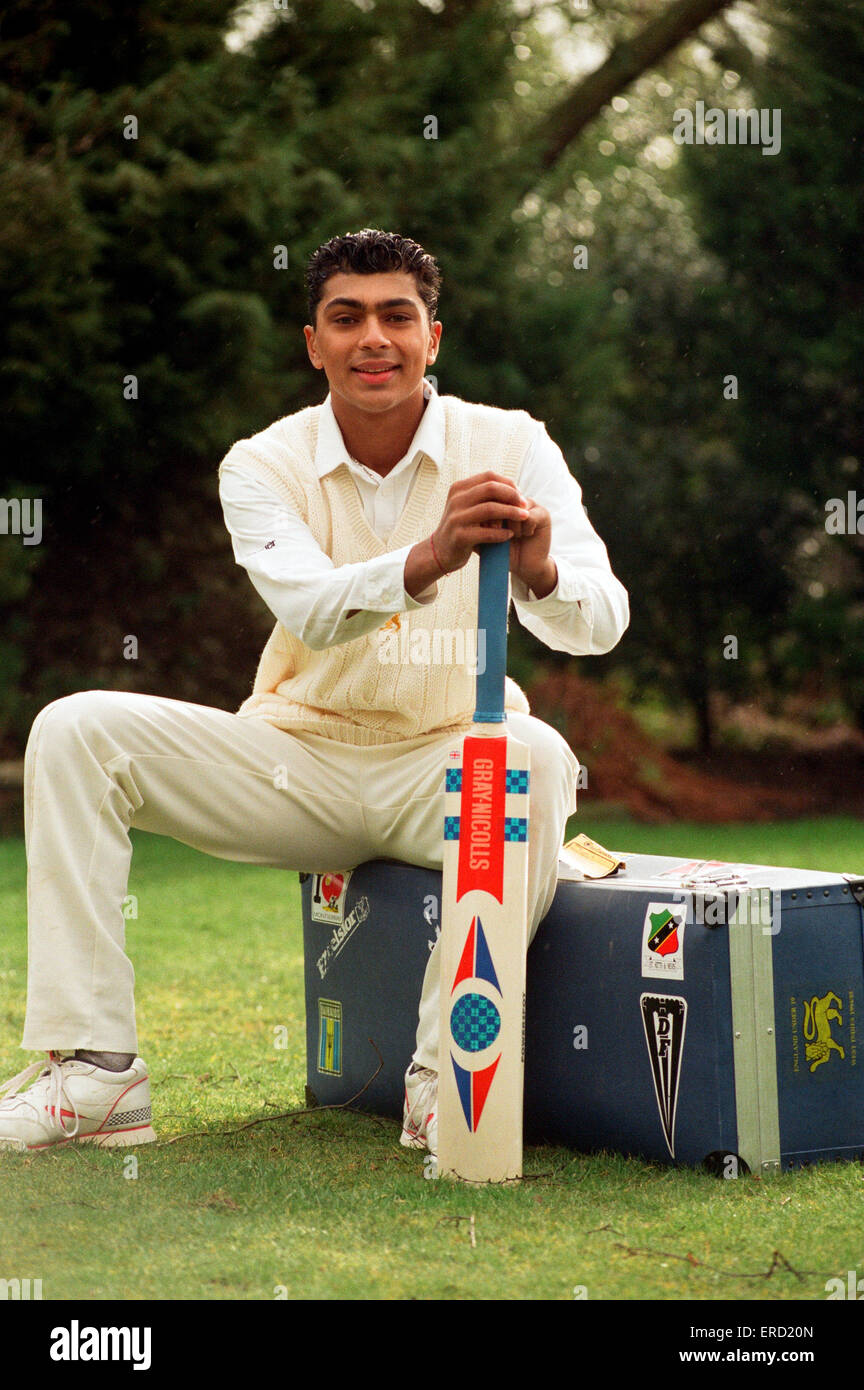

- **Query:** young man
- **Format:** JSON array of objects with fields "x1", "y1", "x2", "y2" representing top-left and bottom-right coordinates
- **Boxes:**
[{"x1": 0, "y1": 229, "x2": 628, "y2": 1155}]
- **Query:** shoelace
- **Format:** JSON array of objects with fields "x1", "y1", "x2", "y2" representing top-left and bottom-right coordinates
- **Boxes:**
[{"x1": 0, "y1": 1052, "x2": 81, "y2": 1139}]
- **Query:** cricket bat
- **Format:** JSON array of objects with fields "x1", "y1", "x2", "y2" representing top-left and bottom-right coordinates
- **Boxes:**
[{"x1": 437, "y1": 539, "x2": 529, "y2": 1183}]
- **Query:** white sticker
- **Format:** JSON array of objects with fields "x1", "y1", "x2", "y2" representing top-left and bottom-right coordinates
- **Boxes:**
[
  {"x1": 656, "y1": 859, "x2": 750, "y2": 890},
  {"x1": 641, "y1": 900, "x2": 686, "y2": 980},
  {"x1": 310, "y1": 871, "x2": 352, "y2": 924}
]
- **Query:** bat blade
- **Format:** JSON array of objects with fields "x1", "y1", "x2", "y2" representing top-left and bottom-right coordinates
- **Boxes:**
[{"x1": 437, "y1": 725, "x2": 530, "y2": 1183}]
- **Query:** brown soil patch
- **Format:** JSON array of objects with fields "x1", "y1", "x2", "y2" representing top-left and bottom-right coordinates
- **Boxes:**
[{"x1": 528, "y1": 671, "x2": 863, "y2": 823}]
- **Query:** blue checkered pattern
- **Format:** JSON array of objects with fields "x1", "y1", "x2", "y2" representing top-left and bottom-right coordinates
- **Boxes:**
[
  {"x1": 504, "y1": 817, "x2": 528, "y2": 841},
  {"x1": 445, "y1": 768, "x2": 462, "y2": 793},
  {"x1": 450, "y1": 992, "x2": 502, "y2": 1052},
  {"x1": 444, "y1": 816, "x2": 461, "y2": 840},
  {"x1": 505, "y1": 769, "x2": 529, "y2": 794}
]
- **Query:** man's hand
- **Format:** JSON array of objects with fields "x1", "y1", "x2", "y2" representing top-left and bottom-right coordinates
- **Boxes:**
[
  {"x1": 405, "y1": 472, "x2": 557, "y2": 599},
  {"x1": 509, "y1": 496, "x2": 557, "y2": 598},
  {"x1": 433, "y1": 472, "x2": 534, "y2": 571}
]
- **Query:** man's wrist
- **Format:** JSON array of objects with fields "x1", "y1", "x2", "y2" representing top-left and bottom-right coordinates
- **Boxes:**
[
  {"x1": 404, "y1": 538, "x2": 445, "y2": 599},
  {"x1": 518, "y1": 557, "x2": 558, "y2": 599}
]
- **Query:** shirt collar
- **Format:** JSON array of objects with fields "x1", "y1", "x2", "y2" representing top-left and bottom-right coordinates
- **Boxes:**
[{"x1": 314, "y1": 378, "x2": 445, "y2": 479}]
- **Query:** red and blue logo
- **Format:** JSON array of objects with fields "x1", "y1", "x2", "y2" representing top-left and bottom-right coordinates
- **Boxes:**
[{"x1": 448, "y1": 915, "x2": 503, "y2": 1132}]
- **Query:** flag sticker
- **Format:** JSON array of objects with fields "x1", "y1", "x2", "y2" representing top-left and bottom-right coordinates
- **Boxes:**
[
  {"x1": 641, "y1": 900, "x2": 686, "y2": 980},
  {"x1": 317, "y1": 998, "x2": 343, "y2": 1076}
]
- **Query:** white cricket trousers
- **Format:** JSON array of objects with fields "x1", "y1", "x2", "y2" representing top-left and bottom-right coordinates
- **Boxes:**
[{"x1": 22, "y1": 690, "x2": 579, "y2": 1069}]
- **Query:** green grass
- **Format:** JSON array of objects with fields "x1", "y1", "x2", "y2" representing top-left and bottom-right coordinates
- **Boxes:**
[
  {"x1": 1, "y1": 818, "x2": 863, "y2": 1302},
  {"x1": 567, "y1": 812, "x2": 864, "y2": 875}
]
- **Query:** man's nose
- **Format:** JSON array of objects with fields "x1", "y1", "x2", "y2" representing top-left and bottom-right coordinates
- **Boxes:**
[{"x1": 357, "y1": 317, "x2": 391, "y2": 347}]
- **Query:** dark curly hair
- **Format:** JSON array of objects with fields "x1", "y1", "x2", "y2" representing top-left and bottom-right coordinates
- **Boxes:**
[{"x1": 306, "y1": 229, "x2": 442, "y2": 325}]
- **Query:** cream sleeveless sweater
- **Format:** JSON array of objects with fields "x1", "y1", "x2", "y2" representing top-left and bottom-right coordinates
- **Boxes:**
[{"x1": 219, "y1": 394, "x2": 537, "y2": 745}]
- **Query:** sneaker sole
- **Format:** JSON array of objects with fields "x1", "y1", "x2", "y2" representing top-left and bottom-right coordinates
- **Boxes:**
[
  {"x1": 78, "y1": 1124, "x2": 158, "y2": 1149},
  {"x1": 0, "y1": 1124, "x2": 157, "y2": 1153}
]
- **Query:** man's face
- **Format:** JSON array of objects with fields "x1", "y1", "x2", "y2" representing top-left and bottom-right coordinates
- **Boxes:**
[{"x1": 303, "y1": 270, "x2": 442, "y2": 413}]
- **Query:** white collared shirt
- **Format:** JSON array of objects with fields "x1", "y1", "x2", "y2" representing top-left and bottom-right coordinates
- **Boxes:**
[{"x1": 219, "y1": 380, "x2": 629, "y2": 655}]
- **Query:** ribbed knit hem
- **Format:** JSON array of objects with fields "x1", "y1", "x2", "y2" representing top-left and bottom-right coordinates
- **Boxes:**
[
  {"x1": 236, "y1": 674, "x2": 530, "y2": 744},
  {"x1": 236, "y1": 704, "x2": 475, "y2": 746}
]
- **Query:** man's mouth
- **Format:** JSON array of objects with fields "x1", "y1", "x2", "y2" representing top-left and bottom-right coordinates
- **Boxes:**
[{"x1": 352, "y1": 364, "x2": 400, "y2": 382}]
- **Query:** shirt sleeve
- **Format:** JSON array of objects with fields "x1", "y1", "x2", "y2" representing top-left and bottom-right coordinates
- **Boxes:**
[
  {"x1": 511, "y1": 425, "x2": 630, "y2": 655},
  {"x1": 219, "y1": 461, "x2": 438, "y2": 651}
]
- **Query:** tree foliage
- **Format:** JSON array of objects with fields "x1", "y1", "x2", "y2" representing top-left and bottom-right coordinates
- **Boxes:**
[{"x1": 0, "y1": 0, "x2": 860, "y2": 755}]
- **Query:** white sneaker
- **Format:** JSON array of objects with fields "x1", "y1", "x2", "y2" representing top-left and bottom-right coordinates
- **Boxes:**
[
  {"x1": 0, "y1": 1052, "x2": 157, "y2": 1151},
  {"x1": 399, "y1": 1063, "x2": 438, "y2": 1155}
]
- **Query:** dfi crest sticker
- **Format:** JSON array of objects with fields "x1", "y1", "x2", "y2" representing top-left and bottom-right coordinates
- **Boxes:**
[{"x1": 640, "y1": 993, "x2": 687, "y2": 1158}]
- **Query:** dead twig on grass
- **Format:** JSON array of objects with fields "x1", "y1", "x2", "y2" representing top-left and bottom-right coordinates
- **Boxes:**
[
  {"x1": 159, "y1": 1039, "x2": 385, "y2": 1147},
  {"x1": 612, "y1": 1243, "x2": 813, "y2": 1281}
]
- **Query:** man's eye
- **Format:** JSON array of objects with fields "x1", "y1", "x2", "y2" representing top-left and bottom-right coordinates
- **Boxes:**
[{"x1": 331, "y1": 313, "x2": 412, "y2": 326}]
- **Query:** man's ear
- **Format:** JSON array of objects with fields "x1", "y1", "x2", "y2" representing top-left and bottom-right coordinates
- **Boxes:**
[
  {"x1": 427, "y1": 319, "x2": 442, "y2": 364},
  {"x1": 304, "y1": 323, "x2": 324, "y2": 369}
]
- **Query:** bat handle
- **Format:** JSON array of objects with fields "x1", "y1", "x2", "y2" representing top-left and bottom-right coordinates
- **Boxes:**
[{"x1": 474, "y1": 540, "x2": 510, "y2": 724}]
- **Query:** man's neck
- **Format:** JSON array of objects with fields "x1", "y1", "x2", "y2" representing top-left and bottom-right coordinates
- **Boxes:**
[{"x1": 331, "y1": 384, "x2": 427, "y2": 477}]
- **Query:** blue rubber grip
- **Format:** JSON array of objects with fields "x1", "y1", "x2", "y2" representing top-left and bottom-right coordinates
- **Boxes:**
[{"x1": 473, "y1": 541, "x2": 510, "y2": 723}]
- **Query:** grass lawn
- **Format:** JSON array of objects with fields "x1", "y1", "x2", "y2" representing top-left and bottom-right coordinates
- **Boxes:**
[{"x1": 0, "y1": 815, "x2": 863, "y2": 1303}]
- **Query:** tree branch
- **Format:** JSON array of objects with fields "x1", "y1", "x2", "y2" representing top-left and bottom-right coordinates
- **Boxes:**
[{"x1": 525, "y1": 0, "x2": 736, "y2": 182}]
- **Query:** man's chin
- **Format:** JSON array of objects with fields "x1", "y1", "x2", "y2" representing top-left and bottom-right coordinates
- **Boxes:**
[{"x1": 337, "y1": 376, "x2": 425, "y2": 411}]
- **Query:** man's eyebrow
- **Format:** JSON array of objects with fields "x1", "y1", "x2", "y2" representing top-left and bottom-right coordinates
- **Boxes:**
[{"x1": 322, "y1": 297, "x2": 419, "y2": 313}]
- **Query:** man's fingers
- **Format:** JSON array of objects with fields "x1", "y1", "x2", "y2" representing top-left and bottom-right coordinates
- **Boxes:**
[
  {"x1": 463, "y1": 500, "x2": 530, "y2": 526},
  {"x1": 519, "y1": 507, "x2": 546, "y2": 537},
  {"x1": 436, "y1": 478, "x2": 536, "y2": 570},
  {"x1": 459, "y1": 526, "x2": 514, "y2": 546},
  {"x1": 462, "y1": 483, "x2": 527, "y2": 510},
  {"x1": 452, "y1": 470, "x2": 520, "y2": 491},
  {"x1": 450, "y1": 477, "x2": 528, "y2": 509}
]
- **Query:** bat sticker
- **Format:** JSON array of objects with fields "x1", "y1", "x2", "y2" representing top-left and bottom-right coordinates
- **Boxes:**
[{"x1": 448, "y1": 915, "x2": 503, "y2": 1132}]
